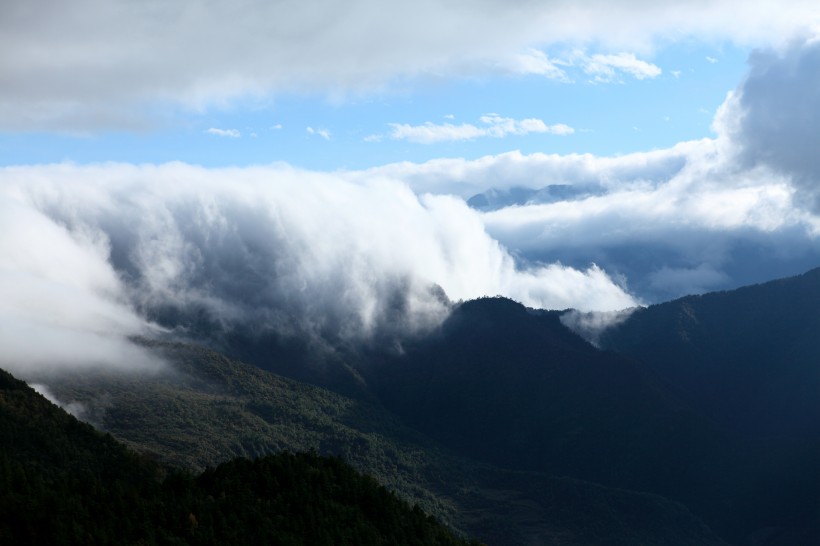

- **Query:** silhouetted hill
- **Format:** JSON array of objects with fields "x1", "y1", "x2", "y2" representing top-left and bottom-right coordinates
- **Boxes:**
[
  {"x1": 0, "y1": 366, "x2": 479, "y2": 545},
  {"x1": 364, "y1": 297, "x2": 719, "y2": 495}
]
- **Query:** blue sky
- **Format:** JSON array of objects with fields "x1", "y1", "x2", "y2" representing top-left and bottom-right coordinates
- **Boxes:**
[{"x1": 4, "y1": 0, "x2": 820, "y2": 373}]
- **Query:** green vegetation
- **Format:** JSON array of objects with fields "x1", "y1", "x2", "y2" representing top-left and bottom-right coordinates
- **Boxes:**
[{"x1": 0, "y1": 367, "x2": 478, "y2": 545}]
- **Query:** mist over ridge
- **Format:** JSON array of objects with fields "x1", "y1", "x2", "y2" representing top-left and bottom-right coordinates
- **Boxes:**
[{"x1": 0, "y1": 163, "x2": 637, "y2": 378}]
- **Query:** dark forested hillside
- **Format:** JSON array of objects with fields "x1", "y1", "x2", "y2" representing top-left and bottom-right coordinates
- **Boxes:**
[
  {"x1": 597, "y1": 267, "x2": 820, "y2": 543},
  {"x1": 40, "y1": 341, "x2": 728, "y2": 546},
  {"x1": 0, "y1": 367, "x2": 478, "y2": 546}
]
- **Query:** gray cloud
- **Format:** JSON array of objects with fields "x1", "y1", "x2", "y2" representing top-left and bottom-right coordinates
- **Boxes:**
[
  {"x1": 3, "y1": 0, "x2": 818, "y2": 131},
  {"x1": 719, "y1": 37, "x2": 820, "y2": 211}
]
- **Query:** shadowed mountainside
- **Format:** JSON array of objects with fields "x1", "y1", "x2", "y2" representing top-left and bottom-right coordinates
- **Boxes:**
[
  {"x1": 361, "y1": 293, "x2": 820, "y2": 544},
  {"x1": 597, "y1": 267, "x2": 820, "y2": 543},
  {"x1": 40, "y1": 341, "x2": 726, "y2": 546}
]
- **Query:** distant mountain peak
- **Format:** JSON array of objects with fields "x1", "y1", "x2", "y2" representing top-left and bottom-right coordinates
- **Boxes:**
[{"x1": 466, "y1": 184, "x2": 598, "y2": 211}]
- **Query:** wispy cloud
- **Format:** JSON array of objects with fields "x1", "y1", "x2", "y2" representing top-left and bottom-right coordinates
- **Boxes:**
[
  {"x1": 206, "y1": 127, "x2": 241, "y2": 138},
  {"x1": 307, "y1": 126, "x2": 331, "y2": 140},
  {"x1": 505, "y1": 49, "x2": 570, "y2": 81},
  {"x1": 386, "y1": 114, "x2": 573, "y2": 144},
  {"x1": 582, "y1": 52, "x2": 662, "y2": 82}
]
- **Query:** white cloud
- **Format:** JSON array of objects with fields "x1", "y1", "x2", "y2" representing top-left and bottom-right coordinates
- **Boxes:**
[
  {"x1": 0, "y1": 162, "x2": 638, "y2": 380},
  {"x1": 386, "y1": 114, "x2": 573, "y2": 144},
  {"x1": 357, "y1": 144, "x2": 692, "y2": 197},
  {"x1": 388, "y1": 122, "x2": 485, "y2": 143},
  {"x1": 355, "y1": 104, "x2": 820, "y2": 302},
  {"x1": 206, "y1": 127, "x2": 241, "y2": 138},
  {"x1": 582, "y1": 52, "x2": 662, "y2": 82},
  {"x1": 307, "y1": 126, "x2": 331, "y2": 140},
  {"x1": 30, "y1": 383, "x2": 87, "y2": 419},
  {"x1": 3, "y1": 0, "x2": 819, "y2": 131},
  {"x1": 0, "y1": 184, "x2": 162, "y2": 378},
  {"x1": 504, "y1": 48, "x2": 570, "y2": 80},
  {"x1": 706, "y1": 56, "x2": 719, "y2": 63}
]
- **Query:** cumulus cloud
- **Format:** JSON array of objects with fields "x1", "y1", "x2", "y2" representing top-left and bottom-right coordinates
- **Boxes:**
[
  {"x1": 386, "y1": 114, "x2": 573, "y2": 144},
  {"x1": 0, "y1": 162, "x2": 638, "y2": 377},
  {"x1": 4, "y1": 0, "x2": 819, "y2": 131}
]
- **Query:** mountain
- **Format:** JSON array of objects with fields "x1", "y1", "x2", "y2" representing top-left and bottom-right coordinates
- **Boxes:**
[
  {"x1": 364, "y1": 297, "x2": 718, "y2": 493},
  {"x1": 41, "y1": 340, "x2": 727, "y2": 546},
  {"x1": 597, "y1": 267, "x2": 820, "y2": 543},
  {"x1": 0, "y1": 366, "x2": 478, "y2": 545},
  {"x1": 466, "y1": 185, "x2": 595, "y2": 212},
  {"x1": 598, "y1": 267, "x2": 820, "y2": 437},
  {"x1": 361, "y1": 293, "x2": 820, "y2": 544},
  {"x1": 19, "y1": 267, "x2": 820, "y2": 545}
]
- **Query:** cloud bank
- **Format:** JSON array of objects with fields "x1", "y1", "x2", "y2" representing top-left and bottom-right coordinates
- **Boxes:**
[
  {"x1": 0, "y1": 163, "x2": 636, "y2": 377},
  {"x1": 4, "y1": 0, "x2": 819, "y2": 131},
  {"x1": 366, "y1": 141, "x2": 820, "y2": 301}
]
